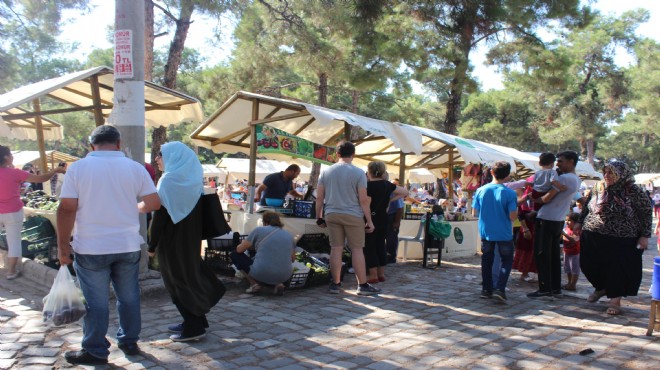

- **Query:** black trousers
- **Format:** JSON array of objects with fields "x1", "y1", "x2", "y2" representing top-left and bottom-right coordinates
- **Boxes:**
[
  {"x1": 173, "y1": 298, "x2": 208, "y2": 336},
  {"x1": 533, "y1": 219, "x2": 564, "y2": 293},
  {"x1": 385, "y1": 213, "x2": 400, "y2": 264}
]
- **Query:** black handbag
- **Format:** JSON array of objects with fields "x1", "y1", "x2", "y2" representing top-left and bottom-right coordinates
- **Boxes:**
[{"x1": 201, "y1": 193, "x2": 231, "y2": 239}]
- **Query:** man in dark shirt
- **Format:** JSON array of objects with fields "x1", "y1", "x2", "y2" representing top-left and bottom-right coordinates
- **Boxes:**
[{"x1": 255, "y1": 164, "x2": 303, "y2": 205}]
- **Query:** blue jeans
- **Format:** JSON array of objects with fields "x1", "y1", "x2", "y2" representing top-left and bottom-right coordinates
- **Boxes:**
[
  {"x1": 74, "y1": 251, "x2": 141, "y2": 359},
  {"x1": 481, "y1": 240, "x2": 514, "y2": 292}
]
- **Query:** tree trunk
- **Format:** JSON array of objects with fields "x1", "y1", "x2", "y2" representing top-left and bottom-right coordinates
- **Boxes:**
[
  {"x1": 144, "y1": 0, "x2": 154, "y2": 82},
  {"x1": 163, "y1": 0, "x2": 195, "y2": 89},
  {"x1": 308, "y1": 72, "x2": 329, "y2": 188},
  {"x1": 151, "y1": 126, "x2": 167, "y2": 182},
  {"x1": 350, "y1": 90, "x2": 360, "y2": 141},
  {"x1": 586, "y1": 138, "x2": 595, "y2": 166},
  {"x1": 442, "y1": 24, "x2": 474, "y2": 135}
]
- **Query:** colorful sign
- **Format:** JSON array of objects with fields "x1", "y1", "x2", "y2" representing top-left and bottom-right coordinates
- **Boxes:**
[
  {"x1": 114, "y1": 30, "x2": 133, "y2": 79},
  {"x1": 256, "y1": 124, "x2": 337, "y2": 165}
]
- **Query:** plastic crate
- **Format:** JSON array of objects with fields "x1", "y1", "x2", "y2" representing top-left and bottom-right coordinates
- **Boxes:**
[
  {"x1": 22, "y1": 236, "x2": 54, "y2": 259},
  {"x1": 203, "y1": 248, "x2": 235, "y2": 276},
  {"x1": 404, "y1": 213, "x2": 424, "y2": 220},
  {"x1": 293, "y1": 200, "x2": 315, "y2": 218},
  {"x1": 286, "y1": 271, "x2": 310, "y2": 289},
  {"x1": 207, "y1": 233, "x2": 246, "y2": 250},
  {"x1": 296, "y1": 233, "x2": 330, "y2": 254}
]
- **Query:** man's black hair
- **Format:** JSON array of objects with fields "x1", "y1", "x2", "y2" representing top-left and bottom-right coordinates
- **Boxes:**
[
  {"x1": 337, "y1": 141, "x2": 355, "y2": 158},
  {"x1": 556, "y1": 151, "x2": 579, "y2": 167},
  {"x1": 539, "y1": 152, "x2": 556, "y2": 166},
  {"x1": 286, "y1": 164, "x2": 301, "y2": 172},
  {"x1": 89, "y1": 125, "x2": 120, "y2": 145},
  {"x1": 491, "y1": 161, "x2": 511, "y2": 180}
]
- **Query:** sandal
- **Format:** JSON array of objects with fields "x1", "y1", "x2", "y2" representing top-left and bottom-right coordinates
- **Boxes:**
[
  {"x1": 561, "y1": 284, "x2": 577, "y2": 291},
  {"x1": 273, "y1": 284, "x2": 286, "y2": 296},
  {"x1": 245, "y1": 284, "x2": 261, "y2": 294},
  {"x1": 378, "y1": 276, "x2": 386, "y2": 282},
  {"x1": 606, "y1": 306, "x2": 622, "y2": 315},
  {"x1": 587, "y1": 289, "x2": 606, "y2": 303}
]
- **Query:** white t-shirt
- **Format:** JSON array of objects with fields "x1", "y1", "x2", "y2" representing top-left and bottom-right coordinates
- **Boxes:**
[{"x1": 59, "y1": 151, "x2": 157, "y2": 255}]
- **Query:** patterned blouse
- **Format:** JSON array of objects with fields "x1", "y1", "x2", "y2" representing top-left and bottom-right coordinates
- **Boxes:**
[{"x1": 579, "y1": 183, "x2": 652, "y2": 238}]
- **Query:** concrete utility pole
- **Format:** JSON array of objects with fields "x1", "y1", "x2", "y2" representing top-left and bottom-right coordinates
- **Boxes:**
[{"x1": 113, "y1": 0, "x2": 149, "y2": 273}]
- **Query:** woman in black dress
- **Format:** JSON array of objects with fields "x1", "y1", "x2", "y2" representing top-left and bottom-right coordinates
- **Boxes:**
[
  {"x1": 575, "y1": 160, "x2": 652, "y2": 315},
  {"x1": 364, "y1": 161, "x2": 408, "y2": 283},
  {"x1": 149, "y1": 142, "x2": 226, "y2": 341}
]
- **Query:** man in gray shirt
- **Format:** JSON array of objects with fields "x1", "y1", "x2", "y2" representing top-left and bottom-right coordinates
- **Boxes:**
[
  {"x1": 527, "y1": 151, "x2": 581, "y2": 299},
  {"x1": 316, "y1": 141, "x2": 380, "y2": 295}
]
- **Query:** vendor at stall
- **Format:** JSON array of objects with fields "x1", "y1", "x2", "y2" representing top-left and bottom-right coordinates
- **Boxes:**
[{"x1": 255, "y1": 164, "x2": 303, "y2": 205}]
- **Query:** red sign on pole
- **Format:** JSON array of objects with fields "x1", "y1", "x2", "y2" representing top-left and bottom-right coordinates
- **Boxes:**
[{"x1": 114, "y1": 30, "x2": 133, "y2": 79}]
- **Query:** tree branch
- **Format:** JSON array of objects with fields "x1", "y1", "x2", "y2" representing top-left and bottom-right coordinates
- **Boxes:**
[{"x1": 153, "y1": 1, "x2": 192, "y2": 25}]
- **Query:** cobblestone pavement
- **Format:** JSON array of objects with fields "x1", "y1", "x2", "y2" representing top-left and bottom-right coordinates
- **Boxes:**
[{"x1": 1, "y1": 229, "x2": 659, "y2": 369}]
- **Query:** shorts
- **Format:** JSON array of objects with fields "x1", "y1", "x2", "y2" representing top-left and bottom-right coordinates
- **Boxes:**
[
  {"x1": 325, "y1": 213, "x2": 365, "y2": 251},
  {"x1": 563, "y1": 253, "x2": 580, "y2": 275}
]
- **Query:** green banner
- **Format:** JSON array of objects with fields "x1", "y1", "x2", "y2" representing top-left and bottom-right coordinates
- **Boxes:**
[{"x1": 255, "y1": 124, "x2": 337, "y2": 165}]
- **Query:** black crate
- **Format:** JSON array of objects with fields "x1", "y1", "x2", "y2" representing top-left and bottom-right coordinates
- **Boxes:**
[
  {"x1": 296, "y1": 233, "x2": 330, "y2": 254},
  {"x1": 404, "y1": 212, "x2": 424, "y2": 220},
  {"x1": 207, "y1": 233, "x2": 247, "y2": 250},
  {"x1": 203, "y1": 248, "x2": 235, "y2": 276},
  {"x1": 286, "y1": 271, "x2": 310, "y2": 289},
  {"x1": 22, "y1": 237, "x2": 54, "y2": 259}
]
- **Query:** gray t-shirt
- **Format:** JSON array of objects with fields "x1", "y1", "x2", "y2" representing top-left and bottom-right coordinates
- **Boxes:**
[
  {"x1": 318, "y1": 162, "x2": 367, "y2": 218},
  {"x1": 248, "y1": 225, "x2": 295, "y2": 285},
  {"x1": 537, "y1": 172, "x2": 581, "y2": 222},
  {"x1": 533, "y1": 168, "x2": 559, "y2": 193}
]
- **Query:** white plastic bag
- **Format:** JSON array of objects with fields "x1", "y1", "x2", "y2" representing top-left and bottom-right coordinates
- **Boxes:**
[{"x1": 42, "y1": 266, "x2": 86, "y2": 326}]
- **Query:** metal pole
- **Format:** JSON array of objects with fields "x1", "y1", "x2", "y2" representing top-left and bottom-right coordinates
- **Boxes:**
[
  {"x1": 247, "y1": 100, "x2": 259, "y2": 214},
  {"x1": 114, "y1": 0, "x2": 147, "y2": 272}
]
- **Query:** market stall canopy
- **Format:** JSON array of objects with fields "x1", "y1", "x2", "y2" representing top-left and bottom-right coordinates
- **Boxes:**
[
  {"x1": 11, "y1": 150, "x2": 79, "y2": 170},
  {"x1": 0, "y1": 107, "x2": 63, "y2": 140},
  {"x1": 201, "y1": 164, "x2": 227, "y2": 178},
  {"x1": 0, "y1": 66, "x2": 204, "y2": 128},
  {"x1": 216, "y1": 157, "x2": 314, "y2": 183},
  {"x1": 190, "y1": 91, "x2": 423, "y2": 171},
  {"x1": 407, "y1": 168, "x2": 439, "y2": 184},
  {"x1": 524, "y1": 152, "x2": 603, "y2": 180},
  {"x1": 634, "y1": 173, "x2": 660, "y2": 186}
]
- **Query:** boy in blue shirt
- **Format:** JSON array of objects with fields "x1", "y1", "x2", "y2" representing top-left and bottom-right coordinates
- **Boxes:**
[{"x1": 472, "y1": 161, "x2": 518, "y2": 302}]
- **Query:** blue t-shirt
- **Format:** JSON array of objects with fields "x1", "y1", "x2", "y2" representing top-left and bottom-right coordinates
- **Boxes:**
[
  {"x1": 260, "y1": 172, "x2": 293, "y2": 205},
  {"x1": 472, "y1": 183, "x2": 518, "y2": 241}
]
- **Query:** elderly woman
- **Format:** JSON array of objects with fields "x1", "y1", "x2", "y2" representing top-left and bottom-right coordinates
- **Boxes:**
[
  {"x1": 575, "y1": 160, "x2": 652, "y2": 315},
  {"x1": 230, "y1": 212, "x2": 296, "y2": 295},
  {"x1": 149, "y1": 142, "x2": 226, "y2": 342},
  {"x1": 0, "y1": 145, "x2": 65, "y2": 280}
]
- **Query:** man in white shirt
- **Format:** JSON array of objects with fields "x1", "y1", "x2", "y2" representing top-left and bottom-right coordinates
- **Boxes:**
[{"x1": 57, "y1": 125, "x2": 160, "y2": 365}]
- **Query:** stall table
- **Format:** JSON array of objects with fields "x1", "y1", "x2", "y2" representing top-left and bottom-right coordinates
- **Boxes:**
[
  {"x1": 396, "y1": 219, "x2": 480, "y2": 260},
  {"x1": 228, "y1": 211, "x2": 326, "y2": 241}
]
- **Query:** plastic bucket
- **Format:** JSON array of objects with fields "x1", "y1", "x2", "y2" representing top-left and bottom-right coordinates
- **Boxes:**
[{"x1": 653, "y1": 256, "x2": 660, "y2": 300}]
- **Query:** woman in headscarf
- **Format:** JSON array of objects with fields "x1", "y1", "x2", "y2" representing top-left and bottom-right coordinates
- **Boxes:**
[
  {"x1": 148, "y1": 142, "x2": 226, "y2": 341},
  {"x1": 574, "y1": 160, "x2": 652, "y2": 315}
]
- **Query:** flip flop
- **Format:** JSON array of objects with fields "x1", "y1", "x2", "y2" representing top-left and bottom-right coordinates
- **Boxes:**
[
  {"x1": 245, "y1": 284, "x2": 261, "y2": 294},
  {"x1": 606, "y1": 306, "x2": 622, "y2": 315},
  {"x1": 561, "y1": 284, "x2": 577, "y2": 291},
  {"x1": 587, "y1": 289, "x2": 606, "y2": 303},
  {"x1": 273, "y1": 284, "x2": 286, "y2": 296}
]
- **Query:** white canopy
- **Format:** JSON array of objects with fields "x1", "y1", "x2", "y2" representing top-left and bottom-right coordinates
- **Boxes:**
[
  {"x1": 634, "y1": 173, "x2": 660, "y2": 186},
  {"x1": 201, "y1": 164, "x2": 227, "y2": 178},
  {"x1": 11, "y1": 150, "x2": 79, "y2": 170},
  {"x1": 0, "y1": 107, "x2": 63, "y2": 141},
  {"x1": 406, "y1": 168, "x2": 438, "y2": 183},
  {"x1": 0, "y1": 66, "x2": 204, "y2": 131},
  {"x1": 216, "y1": 158, "x2": 314, "y2": 183}
]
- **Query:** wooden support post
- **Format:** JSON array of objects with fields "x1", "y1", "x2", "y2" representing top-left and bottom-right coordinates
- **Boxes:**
[
  {"x1": 247, "y1": 100, "x2": 259, "y2": 214},
  {"x1": 32, "y1": 99, "x2": 48, "y2": 173},
  {"x1": 399, "y1": 152, "x2": 406, "y2": 185},
  {"x1": 448, "y1": 150, "x2": 454, "y2": 203},
  {"x1": 90, "y1": 75, "x2": 105, "y2": 126}
]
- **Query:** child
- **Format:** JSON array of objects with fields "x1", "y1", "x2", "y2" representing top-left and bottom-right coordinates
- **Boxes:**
[
  {"x1": 528, "y1": 152, "x2": 567, "y2": 210},
  {"x1": 562, "y1": 212, "x2": 581, "y2": 291}
]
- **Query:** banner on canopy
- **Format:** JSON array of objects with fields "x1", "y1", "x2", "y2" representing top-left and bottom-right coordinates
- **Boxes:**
[{"x1": 256, "y1": 124, "x2": 337, "y2": 165}]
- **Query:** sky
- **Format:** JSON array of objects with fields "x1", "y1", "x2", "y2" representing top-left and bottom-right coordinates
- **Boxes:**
[{"x1": 59, "y1": 0, "x2": 659, "y2": 91}]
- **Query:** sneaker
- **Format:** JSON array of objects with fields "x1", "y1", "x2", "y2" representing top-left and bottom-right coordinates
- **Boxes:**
[
  {"x1": 65, "y1": 350, "x2": 108, "y2": 365},
  {"x1": 6, "y1": 271, "x2": 20, "y2": 280},
  {"x1": 552, "y1": 290, "x2": 563, "y2": 298},
  {"x1": 328, "y1": 282, "x2": 341, "y2": 294},
  {"x1": 167, "y1": 323, "x2": 184, "y2": 333},
  {"x1": 348, "y1": 267, "x2": 355, "y2": 274},
  {"x1": 493, "y1": 290, "x2": 507, "y2": 302},
  {"x1": 527, "y1": 290, "x2": 552, "y2": 299},
  {"x1": 357, "y1": 283, "x2": 381, "y2": 296},
  {"x1": 170, "y1": 331, "x2": 206, "y2": 342},
  {"x1": 234, "y1": 270, "x2": 246, "y2": 279},
  {"x1": 480, "y1": 290, "x2": 493, "y2": 299},
  {"x1": 118, "y1": 342, "x2": 140, "y2": 356}
]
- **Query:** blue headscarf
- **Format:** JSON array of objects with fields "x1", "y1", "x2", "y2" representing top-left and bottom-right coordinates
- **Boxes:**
[{"x1": 157, "y1": 142, "x2": 204, "y2": 224}]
